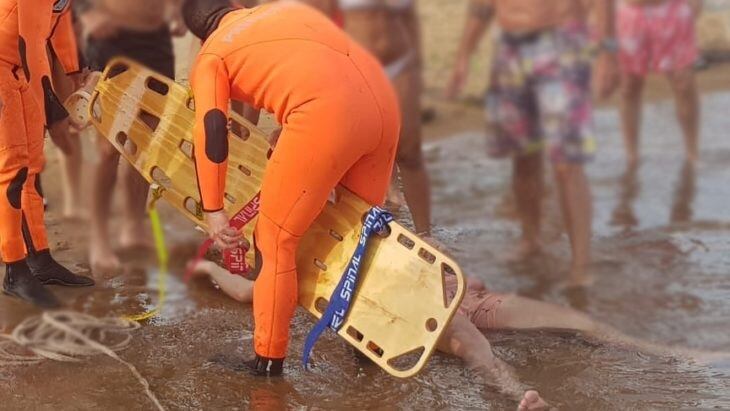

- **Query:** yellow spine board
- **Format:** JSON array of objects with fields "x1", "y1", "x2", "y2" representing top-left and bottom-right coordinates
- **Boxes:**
[{"x1": 89, "y1": 57, "x2": 465, "y2": 378}]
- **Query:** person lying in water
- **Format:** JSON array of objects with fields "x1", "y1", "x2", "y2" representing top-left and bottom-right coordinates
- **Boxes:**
[{"x1": 188, "y1": 259, "x2": 728, "y2": 411}]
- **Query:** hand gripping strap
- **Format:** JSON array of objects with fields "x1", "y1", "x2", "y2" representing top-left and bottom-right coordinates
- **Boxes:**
[{"x1": 183, "y1": 193, "x2": 261, "y2": 282}]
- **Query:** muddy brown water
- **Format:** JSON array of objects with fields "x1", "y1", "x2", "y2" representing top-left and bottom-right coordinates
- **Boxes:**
[{"x1": 2, "y1": 92, "x2": 730, "y2": 410}]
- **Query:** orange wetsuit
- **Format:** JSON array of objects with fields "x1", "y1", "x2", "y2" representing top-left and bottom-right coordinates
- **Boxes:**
[
  {"x1": 0, "y1": 0, "x2": 80, "y2": 263},
  {"x1": 190, "y1": 2, "x2": 400, "y2": 360}
]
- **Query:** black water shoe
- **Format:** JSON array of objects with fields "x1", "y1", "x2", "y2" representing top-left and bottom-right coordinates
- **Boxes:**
[
  {"x1": 210, "y1": 353, "x2": 284, "y2": 377},
  {"x1": 27, "y1": 250, "x2": 94, "y2": 287},
  {"x1": 247, "y1": 355, "x2": 284, "y2": 377},
  {"x1": 3, "y1": 260, "x2": 61, "y2": 309}
]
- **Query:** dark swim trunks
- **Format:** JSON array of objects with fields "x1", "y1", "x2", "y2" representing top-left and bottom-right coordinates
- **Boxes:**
[{"x1": 84, "y1": 26, "x2": 175, "y2": 78}]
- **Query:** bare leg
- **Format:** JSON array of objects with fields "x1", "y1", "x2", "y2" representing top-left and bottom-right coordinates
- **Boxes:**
[
  {"x1": 505, "y1": 152, "x2": 543, "y2": 261},
  {"x1": 89, "y1": 136, "x2": 121, "y2": 274},
  {"x1": 437, "y1": 314, "x2": 548, "y2": 409},
  {"x1": 392, "y1": 66, "x2": 431, "y2": 235},
  {"x1": 493, "y1": 295, "x2": 729, "y2": 361},
  {"x1": 666, "y1": 68, "x2": 700, "y2": 164},
  {"x1": 119, "y1": 160, "x2": 151, "y2": 249},
  {"x1": 54, "y1": 128, "x2": 85, "y2": 220},
  {"x1": 619, "y1": 73, "x2": 645, "y2": 167},
  {"x1": 50, "y1": 61, "x2": 86, "y2": 220},
  {"x1": 553, "y1": 163, "x2": 592, "y2": 286}
]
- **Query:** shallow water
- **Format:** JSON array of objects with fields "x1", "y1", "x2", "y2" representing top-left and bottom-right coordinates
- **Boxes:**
[{"x1": 2, "y1": 93, "x2": 730, "y2": 410}]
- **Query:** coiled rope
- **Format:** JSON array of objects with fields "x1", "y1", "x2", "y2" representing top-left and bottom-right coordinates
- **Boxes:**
[
  {"x1": 0, "y1": 311, "x2": 163, "y2": 410},
  {"x1": 0, "y1": 185, "x2": 172, "y2": 410}
]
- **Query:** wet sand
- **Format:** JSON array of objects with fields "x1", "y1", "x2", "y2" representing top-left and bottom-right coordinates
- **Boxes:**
[{"x1": 2, "y1": 2, "x2": 730, "y2": 409}]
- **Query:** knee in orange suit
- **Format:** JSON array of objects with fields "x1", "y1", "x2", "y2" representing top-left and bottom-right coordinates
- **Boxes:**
[{"x1": 252, "y1": 212, "x2": 300, "y2": 359}]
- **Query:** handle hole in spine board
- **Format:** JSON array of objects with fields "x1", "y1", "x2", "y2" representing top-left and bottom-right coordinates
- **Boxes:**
[
  {"x1": 397, "y1": 234, "x2": 415, "y2": 250},
  {"x1": 425, "y1": 318, "x2": 438, "y2": 332},
  {"x1": 224, "y1": 193, "x2": 237, "y2": 204},
  {"x1": 387, "y1": 347, "x2": 425, "y2": 372},
  {"x1": 105, "y1": 63, "x2": 130, "y2": 80},
  {"x1": 179, "y1": 140, "x2": 194, "y2": 159},
  {"x1": 314, "y1": 297, "x2": 328, "y2": 314},
  {"x1": 90, "y1": 93, "x2": 102, "y2": 123},
  {"x1": 138, "y1": 109, "x2": 160, "y2": 133},
  {"x1": 238, "y1": 165, "x2": 252, "y2": 176},
  {"x1": 184, "y1": 197, "x2": 203, "y2": 220},
  {"x1": 115, "y1": 131, "x2": 128, "y2": 147},
  {"x1": 313, "y1": 259, "x2": 327, "y2": 271},
  {"x1": 418, "y1": 248, "x2": 436, "y2": 265},
  {"x1": 329, "y1": 230, "x2": 343, "y2": 242},
  {"x1": 230, "y1": 119, "x2": 251, "y2": 141},
  {"x1": 346, "y1": 326, "x2": 364, "y2": 342},
  {"x1": 145, "y1": 77, "x2": 169, "y2": 96},
  {"x1": 367, "y1": 341, "x2": 384, "y2": 358},
  {"x1": 150, "y1": 167, "x2": 173, "y2": 190},
  {"x1": 115, "y1": 132, "x2": 138, "y2": 157}
]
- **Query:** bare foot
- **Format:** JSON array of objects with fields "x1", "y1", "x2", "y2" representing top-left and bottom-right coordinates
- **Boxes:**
[
  {"x1": 89, "y1": 241, "x2": 121, "y2": 275},
  {"x1": 120, "y1": 219, "x2": 153, "y2": 250},
  {"x1": 517, "y1": 390, "x2": 548, "y2": 411},
  {"x1": 501, "y1": 240, "x2": 542, "y2": 264}
]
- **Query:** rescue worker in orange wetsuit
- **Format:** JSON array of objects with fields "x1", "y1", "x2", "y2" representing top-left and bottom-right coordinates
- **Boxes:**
[
  {"x1": 0, "y1": 0, "x2": 94, "y2": 308},
  {"x1": 183, "y1": 0, "x2": 400, "y2": 375}
]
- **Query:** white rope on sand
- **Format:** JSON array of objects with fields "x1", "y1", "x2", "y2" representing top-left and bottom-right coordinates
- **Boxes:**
[{"x1": 0, "y1": 311, "x2": 164, "y2": 411}]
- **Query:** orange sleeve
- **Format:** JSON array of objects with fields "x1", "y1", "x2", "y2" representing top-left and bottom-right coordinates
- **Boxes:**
[
  {"x1": 18, "y1": 0, "x2": 69, "y2": 126},
  {"x1": 49, "y1": 7, "x2": 82, "y2": 74},
  {"x1": 191, "y1": 53, "x2": 231, "y2": 213}
]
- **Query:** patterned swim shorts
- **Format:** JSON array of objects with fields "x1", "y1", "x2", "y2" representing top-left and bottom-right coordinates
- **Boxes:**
[
  {"x1": 486, "y1": 22, "x2": 595, "y2": 164},
  {"x1": 617, "y1": 0, "x2": 698, "y2": 75}
]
